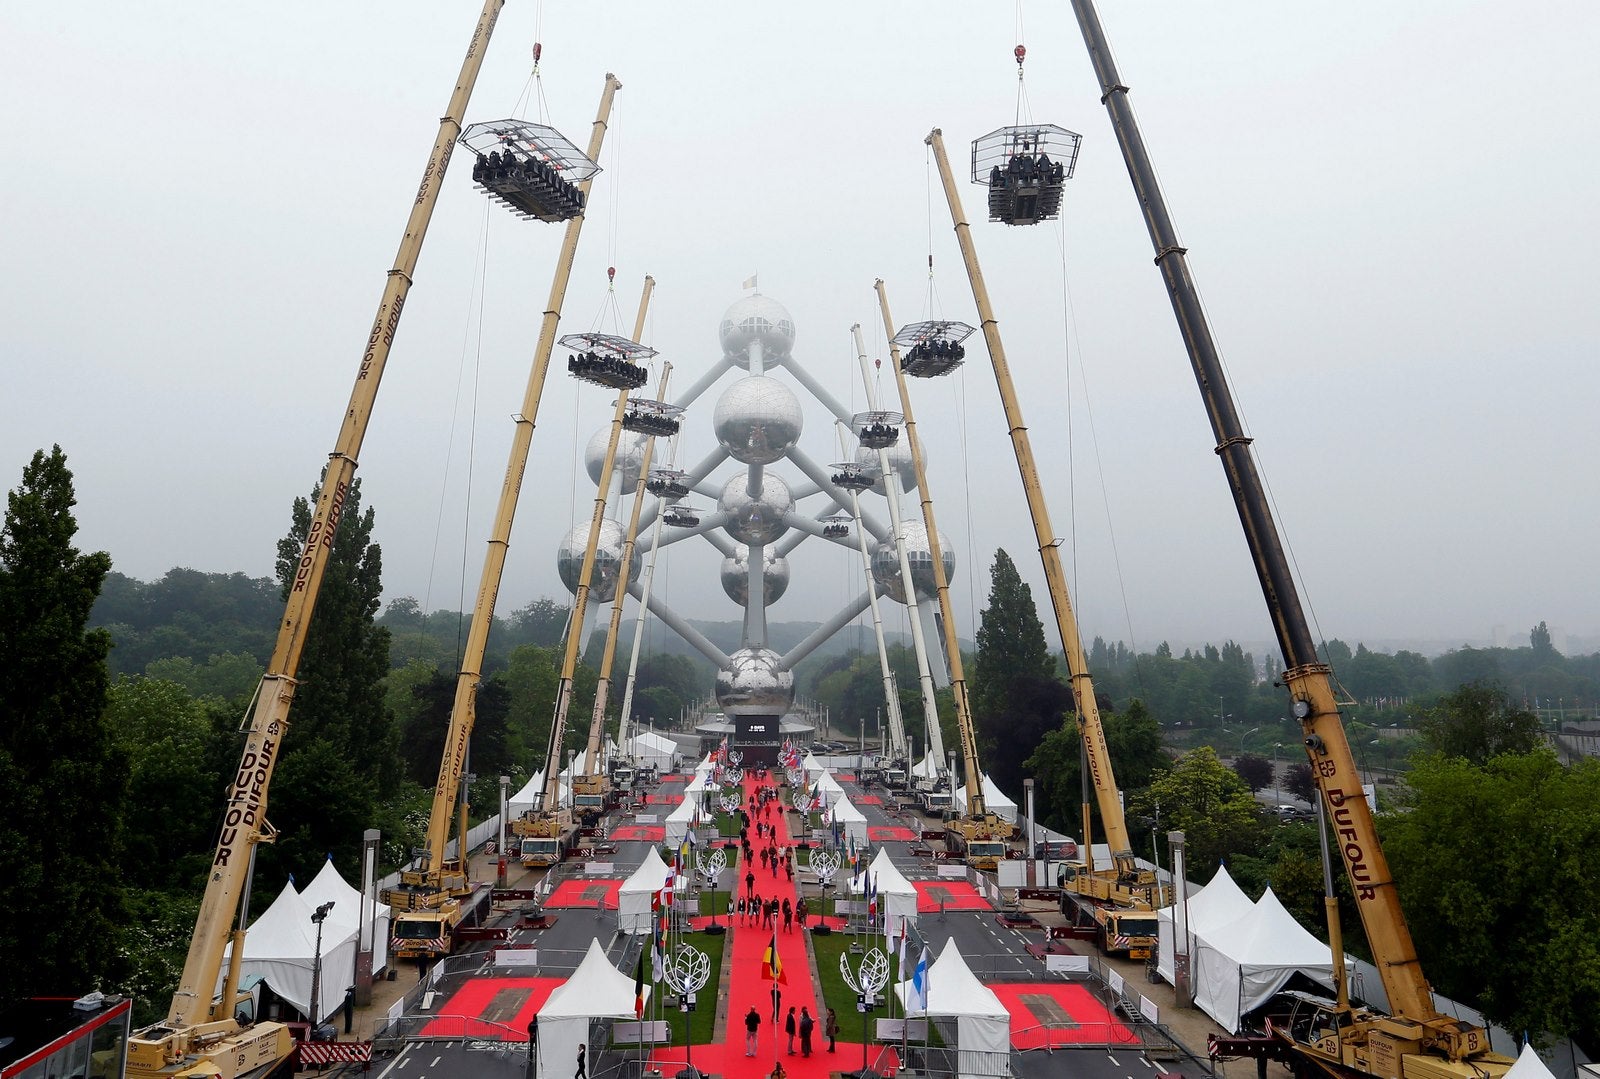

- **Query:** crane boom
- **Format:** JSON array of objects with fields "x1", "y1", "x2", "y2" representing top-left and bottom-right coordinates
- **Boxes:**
[
  {"x1": 1067, "y1": 0, "x2": 1501, "y2": 1066},
  {"x1": 131, "y1": 3, "x2": 504, "y2": 1073},
  {"x1": 924, "y1": 129, "x2": 1137, "y2": 868}
]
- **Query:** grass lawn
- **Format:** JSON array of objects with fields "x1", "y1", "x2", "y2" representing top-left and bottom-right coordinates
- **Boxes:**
[
  {"x1": 808, "y1": 929, "x2": 945, "y2": 1049},
  {"x1": 653, "y1": 930, "x2": 727, "y2": 1048}
]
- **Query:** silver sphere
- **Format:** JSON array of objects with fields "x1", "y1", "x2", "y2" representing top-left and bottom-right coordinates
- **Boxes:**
[
  {"x1": 871, "y1": 520, "x2": 955, "y2": 604},
  {"x1": 719, "y1": 295, "x2": 796, "y2": 360},
  {"x1": 718, "y1": 473, "x2": 793, "y2": 545},
  {"x1": 556, "y1": 519, "x2": 641, "y2": 604},
  {"x1": 853, "y1": 440, "x2": 918, "y2": 494},
  {"x1": 584, "y1": 427, "x2": 647, "y2": 490},
  {"x1": 715, "y1": 646, "x2": 795, "y2": 717},
  {"x1": 720, "y1": 544, "x2": 791, "y2": 605},
  {"x1": 714, "y1": 376, "x2": 803, "y2": 465}
]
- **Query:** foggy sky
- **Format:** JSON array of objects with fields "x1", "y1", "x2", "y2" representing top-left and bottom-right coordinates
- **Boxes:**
[{"x1": 3, "y1": 1, "x2": 1596, "y2": 661}]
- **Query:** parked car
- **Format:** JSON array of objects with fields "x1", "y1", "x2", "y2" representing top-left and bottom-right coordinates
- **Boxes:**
[{"x1": 1271, "y1": 804, "x2": 1314, "y2": 822}]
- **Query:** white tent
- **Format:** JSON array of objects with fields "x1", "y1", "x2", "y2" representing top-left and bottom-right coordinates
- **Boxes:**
[
  {"x1": 223, "y1": 880, "x2": 359, "y2": 1025},
  {"x1": 951, "y1": 772, "x2": 1019, "y2": 824},
  {"x1": 1156, "y1": 864, "x2": 1254, "y2": 984},
  {"x1": 617, "y1": 847, "x2": 672, "y2": 935},
  {"x1": 828, "y1": 795, "x2": 868, "y2": 846},
  {"x1": 802, "y1": 751, "x2": 827, "y2": 782},
  {"x1": 911, "y1": 752, "x2": 940, "y2": 780},
  {"x1": 509, "y1": 770, "x2": 569, "y2": 818},
  {"x1": 853, "y1": 846, "x2": 918, "y2": 928},
  {"x1": 1505, "y1": 1044, "x2": 1560, "y2": 1079},
  {"x1": 895, "y1": 938, "x2": 1010, "y2": 1078},
  {"x1": 537, "y1": 939, "x2": 648, "y2": 1078},
  {"x1": 663, "y1": 793, "x2": 702, "y2": 849},
  {"x1": 1192, "y1": 888, "x2": 1336, "y2": 1033},
  {"x1": 628, "y1": 732, "x2": 677, "y2": 772},
  {"x1": 299, "y1": 856, "x2": 392, "y2": 977}
]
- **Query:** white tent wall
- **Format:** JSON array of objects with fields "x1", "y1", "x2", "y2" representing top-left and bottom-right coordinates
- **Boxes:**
[
  {"x1": 663, "y1": 794, "x2": 700, "y2": 849},
  {"x1": 856, "y1": 847, "x2": 918, "y2": 929},
  {"x1": 829, "y1": 796, "x2": 868, "y2": 847},
  {"x1": 1156, "y1": 864, "x2": 1254, "y2": 984},
  {"x1": 300, "y1": 857, "x2": 392, "y2": 977},
  {"x1": 538, "y1": 940, "x2": 647, "y2": 1077},
  {"x1": 629, "y1": 732, "x2": 677, "y2": 772},
  {"x1": 894, "y1": 939, "x2": 1009, "y2": 1078},
  {"x1": 223, "y1": 881, "x2": 360, "y2": 1025},
  {"x1": 1190, "y1": 889, "x2": 1335, "y2": 1033},
  {"x1": 617, "y1": 848, "x2": 672, "y2": 935},
  {"x1": 509, "y1": 770, "x2": 570, "y2": 818}
]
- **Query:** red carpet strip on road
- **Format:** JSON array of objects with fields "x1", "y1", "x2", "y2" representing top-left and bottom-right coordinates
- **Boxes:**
[
  {"x1": 867, "y1": 825, "x2": 917, "y2": 842},
  {"x1": 546, "y1": 878, "x2": 622, "y2": 909},
  {"x1": 612, "y1": 824, "x2": 666, "y2": 841},
  {"x1": 853, "y1": 795, "x2": 883, "y2": 805},
  {"x1": 989, "y1": 983, "x2": 1135, "y2": 1048},
  {"x1": 911, "y1": 880, "x2": 990, "y2": 913},
  {"x1": 419, "y1": 976, "x2": 562, "y2": 1040}
]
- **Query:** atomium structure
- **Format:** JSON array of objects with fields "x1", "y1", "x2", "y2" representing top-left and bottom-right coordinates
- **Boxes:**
[{"x1": 557, "y1": 294, "x2": 956, "y2": 766}]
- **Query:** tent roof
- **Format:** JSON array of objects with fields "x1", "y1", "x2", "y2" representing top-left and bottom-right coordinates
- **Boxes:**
[
  {"x1": 862, "y1": 846, "x2": 916, "y2": 897},
  {"x1": 1506, "y1": 1045, "x2": 1558, "y2": 1079},
  {"x1": 620, "y1": 847, "x2": 672, "y2": 894},
  {"x1": 542, "y1": 939, "x2": 646, "y2": 1019},
  {"x1": 1167, "y1": 863, "x2": 1254, "y2": 931},
  {"x1": 912, "y1": 752, "x2": 940, "y2": 779},
  {"x1": 898, "y1": 938, "x2": 1008, "y2": 1018},
  {"x1": 830, "y1": 797, "x2": 866, "y2": 823},
  {"x1": 300, "y1": 856, "x2": 389, "y2": 926},
  {"x1": 510, "y1": 770, "x2": 568, "y2": 807},
  {"x1": 245, "y1": 881, "x2": 325, "y2": 957},
  {"x1": 632, "y1": 732, "x2": 676, "y2": 752},
  {"x1": 953, "y1": 772, "x2": 1017, "y2": 812},
  {"x1": 1208, "y1": 888, "x2": 1333, "y2": 965}
]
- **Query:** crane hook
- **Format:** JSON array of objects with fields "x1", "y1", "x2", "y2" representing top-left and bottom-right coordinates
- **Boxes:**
[
  {"x1": 607, "y1": 266, "x2": 616, "y2": 283},
  {"x1": 1014, "y1": 44, "x2": 1026, "y2": 67}
]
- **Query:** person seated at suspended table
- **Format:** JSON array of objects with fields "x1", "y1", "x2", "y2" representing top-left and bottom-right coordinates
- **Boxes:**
[
  {"x1": 989, "y1": 164, "x2": 1004, "y2": 188},
  {"x1": 1037, "y1": 152, "x2": 1053, "y2": 176}
]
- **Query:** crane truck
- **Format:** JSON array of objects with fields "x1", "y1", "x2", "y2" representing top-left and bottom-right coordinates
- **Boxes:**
[
  {"x1": 124, "y1": 9, "x2": 504, "y2": 1077},
  {"x1": 918, "y1": 146, "x2": 1166, "y2": 960},
  {"x1": 1067, "y1": 2, "x2": 1513, "y2": 1076}
]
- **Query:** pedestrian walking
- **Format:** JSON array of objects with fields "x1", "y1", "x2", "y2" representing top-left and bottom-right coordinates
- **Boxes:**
[
  {"x1": 796, "y1": 897, "x2": 808, "y2": 929},
  {"x1": 574, "y1": 1043, "x2": 586, "y2": 1079},
  {"x1": 785, "y1": 1006, "x2": 797, "y2": 1054},
  {"x1": 785, "y1": 858, "x2": 794, "y2": 882},
  {"x1": 782, "y1": 897, "x2": 792, "y2": 932},
  {"x1": 744, "y1": 1006, "x2": 761, "y2": 1056},
  {"x1": 746, "y1": 869, "x2": 756, "y2": 899},
  {"x1": 799, "y1": 1007, "x2": 814, "y2": 1057},
  {"x1": 825, "y1": 1007, "x2": 839, "y2": 1052},
  {"x1": 771, "y1": 983, "x2": 782, "y2": 1023}
]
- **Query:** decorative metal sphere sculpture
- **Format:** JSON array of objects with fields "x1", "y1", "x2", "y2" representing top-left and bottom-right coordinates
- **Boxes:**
[
  {"x1": 556, "y1": 518, "x2": 642, "y2": 603},
  {"x1": 720, "y1": 544, "x2": 791, "y2": 605},
  {"x1": 717, "y1": 473, "x2": 794, "y2": 545},
  {"x1": 871, "y1": 520, "x2": 955, "y2": 604},
  {"x1": 718, "y1": 295, "x2": 796, "y2": 359},
  {"x1": 713, "y1": 376, "x2": 803, "y2": 465},
  {"x1": 714, "y1": 646, "x2": 795, "y2": 716}
]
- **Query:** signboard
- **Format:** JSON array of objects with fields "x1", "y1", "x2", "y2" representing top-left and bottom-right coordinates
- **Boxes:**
[
  {"x1": 877, "y1": 1018, "x2": 927, "y2": 1040},
  {"x1": 495, "y1": 948, "x2": 539, "y2": 967},
  {"x1": 1045, "y1": 953, "x2": 1090, "y2": 974}
]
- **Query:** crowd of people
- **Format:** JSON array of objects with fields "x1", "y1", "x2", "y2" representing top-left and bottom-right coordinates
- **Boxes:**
[
  {"x1": 567, "y1": 349, "x2": 649, "y2": 390},
  {"x1": 473, "y1": 148, "x2": 586, "y2": 218},
  {"x1": 902, "y1": 337, "x2": 966, "y2": 376}
]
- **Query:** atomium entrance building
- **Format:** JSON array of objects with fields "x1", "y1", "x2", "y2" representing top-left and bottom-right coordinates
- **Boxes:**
[{"x1": 557, "y1": 294, "x2": 955, "y2": 765}]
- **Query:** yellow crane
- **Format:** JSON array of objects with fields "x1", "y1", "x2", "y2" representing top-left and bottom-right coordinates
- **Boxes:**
[
  {"x1": 127, "y1": 5, "x2": 505, "y2": 1075},
  {"x1": 923, "y1": 129, "x2": 1165, "y2": 959},
  {"x1": 384, "y1": 72, "x2": 623, "y2": 946},
  {"x1": 1066, "y1": 1, "x2": 1510, "y2": 1074}
]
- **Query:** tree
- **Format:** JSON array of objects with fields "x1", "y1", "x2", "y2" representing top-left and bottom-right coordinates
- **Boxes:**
[
  {"x1": 1025, "y1": 699, "x2": 1167, "y2": 838},
  {"x1": 971, "y1": 549, "x2": 1058, "y2": 773},
  {"x1": 1530, "y1": 620, "x2": 1558, "y2": 662},
  {"x1": 1127, "y1": 747, "x2": 1268, "y2": 878},
  {"x1": 261, "y1": 476, "x2": 398, "y2": 885},
  {"x1": 1284, "y1": 762, "x2": 1317, "y2": 803},
  {"x1": 1382, "y1": 751, "x2": 1600, "y2": 1048},
  {"x1": 1233, "y1": 753, "x2": 1274, "y2": 792},
  {"x1": 1417, "y1": 682, "x2": 1542, "y2": 764},
  {"x1": 0, "y1": 446, "x2": 129, "y2": 1005}
]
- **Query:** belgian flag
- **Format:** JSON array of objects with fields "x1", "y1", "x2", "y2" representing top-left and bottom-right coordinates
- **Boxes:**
[
  {"x1": 762, "y1": 927, "x2": 787, "y2": 984},
  {"x1": 634, "y1": 948, "x2": 646, "y2": 1018}
]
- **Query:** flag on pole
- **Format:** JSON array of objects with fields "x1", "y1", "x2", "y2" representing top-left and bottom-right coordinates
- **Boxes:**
[
  {"x1": 634, "y1": 949, "x2": 646, "y2": 1017},
  {"x1": 868, "y1": 873, "x2": 879, "y2": 923},
  {"x1": 742, "y1": 274, "x2": 758, "y2": 290},
  {"x1": 909, "y1": 946, "x2": 931, "y2": 1012},
  {"x1": 762, "y1": 926, "x2": 787, "y2": 984},
  {"x1": 897, "y1": 917, "x2": 909, "y2": 975}
]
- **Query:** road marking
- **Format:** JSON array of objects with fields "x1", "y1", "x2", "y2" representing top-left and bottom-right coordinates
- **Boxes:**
[
  {"x1": 1107, "y1": 1052, "x2": 1121, "y2": 1066},
  {"x1": 377, "y1": 1046, "x2": 414, "y2": 1078},
  {"x1": 430, "y1": 1056, "x2": 442, "y2": 1068}
]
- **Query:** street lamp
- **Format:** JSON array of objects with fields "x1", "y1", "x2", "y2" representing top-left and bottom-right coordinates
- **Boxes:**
[
  {"x1": 309, "y1": 900, "x2": 336, "y2": 1034},
  {"x1": 1238, "y1": 726, "x2": 1260, "y2": 759},
  {"x1": 1273, "y1": 743, "x2": 1283, "y2": 805}
]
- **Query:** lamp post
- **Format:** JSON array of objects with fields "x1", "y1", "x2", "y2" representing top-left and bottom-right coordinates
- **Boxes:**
[
  {"x1": 1237, "y1": 726, "x2": 1260, "y2": 759},
  {"x1": 309, "y1": 900, "x2": 336, "y2": 1033},
  {"x1": 1273, "y1": 743, "x2": 1283, "y2": 805}
]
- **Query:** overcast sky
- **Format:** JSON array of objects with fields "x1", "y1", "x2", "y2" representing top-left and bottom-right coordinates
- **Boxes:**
[{"x1": 3, "y1": 1, "x2": 1596, "y2": 661}]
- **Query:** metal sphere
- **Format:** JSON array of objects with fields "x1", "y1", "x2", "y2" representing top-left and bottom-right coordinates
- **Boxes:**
[
  {"x1": 718, "y1": 295, "x2": 796, "y2": 359},
  {"x1": 853, "y1": 440, "x2": 918, "y2": 494},
  {"x1": 556, "y1": 518, "x2": 640, "y2": 604},
  {"x1": 720, "y1": 544, "x2": 791, "y2": 605},
  {"x1": 715, "y1": 646, "x2": 795, "y2": 716},
  {"x1": 713, "y1": 376, "x2": 802, "y2": 465},
  {"x1": 584, "y1": 427, "x2": 647, "y2": 490},
  {"x1": 871, "y1": 520, "x2": 955, "y2": 604},
  {"x1": 718, "y1": 472, "x2": 793, "y2": 545}
]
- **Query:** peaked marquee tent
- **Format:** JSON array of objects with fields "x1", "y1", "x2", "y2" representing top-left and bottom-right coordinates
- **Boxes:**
[
  {"x1": 223, "y1": 880, "x2": 359, "y2": 1025},
  {"x1": 628, "y1": 732, "x2": 678, "y2": 772},
  {"x1": 618, "y1": 848, "x2": 673, "y2": 935},
  {"x1": 895, "y1": 938, "x2": 1010, "y2": 1078},
  {"x1": 1191, "y1": 888, "x2": 1336, "y2": 1032},
  {"x1": 509, "y1": 770, "x2": 570, "y2": 818},
  {"x1": 537, "y1": 939, "x2": 648, "y2": 1078},
  {"x1": 828, "y1": 794, "x2": 869, "y2": 847},
  {"x1": 853, "y1": 846, "x2": 918, "y2": 928},
  {"x1": 299, "y1": 856, "x2": 392, "y2": 977},
  {"x1": 1156, "y1": 863, "x2": 1255, "y2": 984},
  {"x1": 951, "y1": 772, "x2": 1019, "y2": 824}
]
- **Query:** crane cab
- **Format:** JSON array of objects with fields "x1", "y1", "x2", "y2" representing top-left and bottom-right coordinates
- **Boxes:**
[{"x1": 971, "y1": 124, "x2": 1081, "y2": 227}]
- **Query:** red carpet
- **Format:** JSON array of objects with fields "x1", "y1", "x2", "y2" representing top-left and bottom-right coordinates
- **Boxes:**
[
  {"x1": 612, "y1": 824, "x2": 666, "y2": 841},
  {"x1": 911, "y1": 880, "x2": 989, "y2": 912},
  {"x1": 868, "y1": 826, "x2": 917, "y2": 842},
  {"x1": 419, "y1": 975, "x2": 561, "y2": 1040},
  {"x1": 646, "y1": 792, "x2": 684, "y2": 805},
  {"x1": 854, "y1": 795, "x2": 882, "y2": 805},
  {"x1": 990, "y1": 983, "x2": 1136, "y2": 1047},
  {"x1": 547, "y1": 878, "x2": 622, "y2": 909}
]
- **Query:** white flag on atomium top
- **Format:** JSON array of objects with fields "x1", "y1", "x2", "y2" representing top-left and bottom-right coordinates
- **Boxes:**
[{"x1": 742, "y1": 274, "x2": 758, "y2": 289}]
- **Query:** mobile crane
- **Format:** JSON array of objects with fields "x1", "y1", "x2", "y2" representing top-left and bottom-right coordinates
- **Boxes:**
[
  {"x1": 922, "y1": 136, "x2": 1165, "y2": 959},
  {"x1": 384, "y1": 73, "x2": 622, "y2": 935},
  {"x1": 1068, "y1": 1, "x2": 1511, "y2": 1075},
  {"x1": 126, "y1": 6, "x2": 504, "y2": 1075}
]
